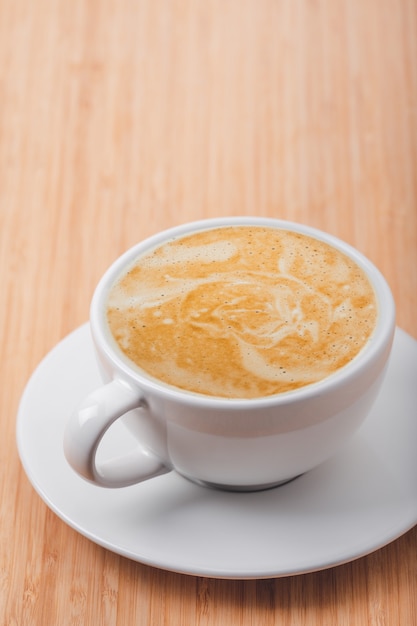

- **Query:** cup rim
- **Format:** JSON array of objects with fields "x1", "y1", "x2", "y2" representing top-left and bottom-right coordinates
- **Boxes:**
[{"x1": 90, "y1": 216, "x2": 396, "y2": 408}]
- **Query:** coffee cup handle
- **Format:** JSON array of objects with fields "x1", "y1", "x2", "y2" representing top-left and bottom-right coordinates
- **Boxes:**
[{"x1": 63, "y1": 379, "x2": 171, "y2": 487}]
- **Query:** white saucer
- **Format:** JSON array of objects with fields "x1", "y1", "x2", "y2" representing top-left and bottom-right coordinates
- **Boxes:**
[{"x1": 17, "y1": 324, "x2": 417, "y2": 579}]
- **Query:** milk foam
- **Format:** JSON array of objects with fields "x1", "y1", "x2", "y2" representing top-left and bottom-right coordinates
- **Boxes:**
[{"x1": 106, "y1": 227, "x2": 377, "y2": 398}]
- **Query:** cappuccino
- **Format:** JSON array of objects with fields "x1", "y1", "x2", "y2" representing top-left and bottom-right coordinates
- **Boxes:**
[{"x1": 106, "y1": 226, "x2": 377, "y2": 398}]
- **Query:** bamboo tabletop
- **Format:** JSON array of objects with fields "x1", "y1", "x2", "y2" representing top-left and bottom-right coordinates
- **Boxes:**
[{"x1": 1, "y1": 1, "x2": 416, "y2": 624}]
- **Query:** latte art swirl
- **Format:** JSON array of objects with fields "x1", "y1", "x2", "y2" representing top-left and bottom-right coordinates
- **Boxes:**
[{"x1": 106, "y1": 227, "x2": 377, "y2": 398}]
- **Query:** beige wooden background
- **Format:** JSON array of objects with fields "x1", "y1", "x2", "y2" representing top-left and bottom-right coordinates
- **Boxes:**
[{"x1": 1, "y1": 1, "x2": 416, "y2": 624}]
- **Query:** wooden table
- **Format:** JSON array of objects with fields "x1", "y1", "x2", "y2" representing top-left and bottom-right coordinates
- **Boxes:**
[{"x1": 1, "y1": 1, "x2": 416, "y2": 624}]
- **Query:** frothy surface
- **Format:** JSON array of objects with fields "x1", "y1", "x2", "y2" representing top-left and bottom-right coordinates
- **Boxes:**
[{"x1": 106, "y1": 226, "x2": 377, "y2": 398}]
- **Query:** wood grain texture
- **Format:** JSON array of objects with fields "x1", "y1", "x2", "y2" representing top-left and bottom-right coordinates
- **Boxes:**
[{"x1": 1, "y1": 1, "x2": 416, "y2": 624}]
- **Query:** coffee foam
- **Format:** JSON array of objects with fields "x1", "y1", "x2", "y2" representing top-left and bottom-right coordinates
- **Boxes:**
[{"x1": 106, "y1": 227, "x2": 377, "y2": 398}]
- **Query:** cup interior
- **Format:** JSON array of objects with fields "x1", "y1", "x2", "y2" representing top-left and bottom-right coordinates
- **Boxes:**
[{"x1": 91, "y1": 217, "x2": 396, "y2": 409}]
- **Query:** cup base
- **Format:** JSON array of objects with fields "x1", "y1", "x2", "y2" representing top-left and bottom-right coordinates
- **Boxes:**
[{"x1": 182, "y1": 474, "x2": 303, "y2": 492}]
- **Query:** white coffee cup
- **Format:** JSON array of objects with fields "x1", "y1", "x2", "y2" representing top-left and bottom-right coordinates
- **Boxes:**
[{"x1": 64, "y1": 217, "x2": 395, "y2": 491}]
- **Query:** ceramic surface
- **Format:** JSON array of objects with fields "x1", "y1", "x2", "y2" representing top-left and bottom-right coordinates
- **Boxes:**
[{"x1": 17, "y1": 325, "x2": 417, "y2": 579}]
